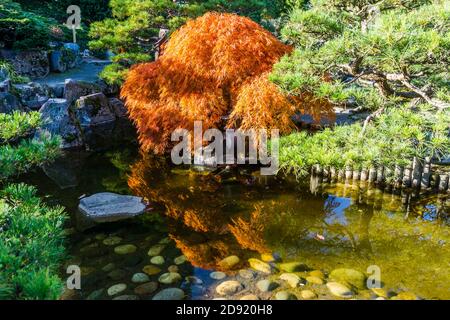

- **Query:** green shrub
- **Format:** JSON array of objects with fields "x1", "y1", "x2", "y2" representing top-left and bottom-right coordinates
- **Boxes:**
[
  {"x1": 0, "y1": 184, "x2": 66, "y2": 300},
  {"x1": 278, "y1": 106, "x2": 450, "y2": 177},
  {"x1": 0, "y1": 111, "x2": 42, "y2": 143},
  {"x1": 0, "y1": 60, "x2": 30, "y2": 84}
]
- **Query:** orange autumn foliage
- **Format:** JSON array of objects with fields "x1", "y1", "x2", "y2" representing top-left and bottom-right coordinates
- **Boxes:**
[{"x1": 121, "y1": 12, "x2": 332, "y2": 154}]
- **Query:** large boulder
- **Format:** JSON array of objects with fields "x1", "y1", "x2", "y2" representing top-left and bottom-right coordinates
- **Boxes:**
[
  {"x1": 0, "y1": 92, "x2": 22, "y2": 114},
  {"x1": 49, "y1": 48, "x2": 78, "y2": 73},
  {"x1": 38, "y1": 98, "x2": 82, "y2": 148},
  {"x1": 64, "y1": 79, "x2": 102, "y2": 105},
  {"x1": 78, "y1": 192, "x2": 146, "y2": 224},
  {"x1": 74, "y1": 92, "x2": 116, "y2": 150},
  {"x1": 14, "y1": 83, "x2": 51, "y2": 110},
  {"x1": 2, "y1": 50, "x2": 49, "y2": 79}
]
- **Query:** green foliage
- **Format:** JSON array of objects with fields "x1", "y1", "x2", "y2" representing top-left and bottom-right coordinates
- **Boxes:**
[
  {"x1": 278, "y1": 106, "x2": 450, "y2": 177},
  {"x1": 0, "y1": 60, "x2": 29, "y2": 83},
  {"x1": 89, "y1": 0, "x2": 289, "y2": 84},
  {"x1": 271, "y1": 0, "x2": 450, "y2": 111},
  {"x1": 0, "y1": 111, "x2": 42, "y2": 143},
  {"x1": 0, "y1": 184, "x2": 66, "y2": 300},
  {"x1": 0, "y1": 135, "x2": 61, "y2": 181}
]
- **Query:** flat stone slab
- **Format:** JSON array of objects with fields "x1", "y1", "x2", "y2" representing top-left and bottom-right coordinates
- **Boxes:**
[{"x1": 78, "y1": 192, "x2": 146, "y2": 223}]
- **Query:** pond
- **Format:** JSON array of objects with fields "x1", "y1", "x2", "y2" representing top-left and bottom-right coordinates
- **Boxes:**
[{"x1": 21, "y1": 148, "x2": 450, "y2": 300}]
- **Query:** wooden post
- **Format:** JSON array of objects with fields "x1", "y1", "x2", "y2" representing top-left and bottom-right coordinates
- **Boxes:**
[
  {"x1": 430, "y1": 173, "x2": 440, "y2": 190},
  {"x1": 368, "y1": 167, "x2": 377, "y2": 183},
  {"x1": 345, "y1": 166, "x2": 353, "y2": 180},
  {"x1": 352, "y1": 168, "x2": 360, "y2": 181},
  {"x1": 360, "y1": 168, "x2": 368, "y2": 181},
  {"x1": 402, "y1": 161, "x2": 413, "y2": 188},
  {"x1": 330, "y1": 167, "x2": 337, "y2": 182},
  {"x1": 376, "y1": 166, "x2": 385, "y2": 184},
  {"x1": 421, "y1": 157, "x2": 431, "y2": 188},
  {"x1": 411, "y1": 157, "x2": 422, "y2": 189},
  {"x1": 394, "y1": 165, "x2": 404, "y2": 189},
  {"x1": 439, "y1": 174, "x2": 449, "y2": 192},
  {"x1": 338, "y1": 169, "x2": 345, "y2": 181}
]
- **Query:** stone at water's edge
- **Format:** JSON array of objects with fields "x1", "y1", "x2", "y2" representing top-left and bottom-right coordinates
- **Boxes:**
[
  {"x1": 0, "y1": 92, "x2": 22, "y2": 114},
  {"x1": 216, "y1": 281, "x2": 244, "y2": 296},
  {"x1": 329, "y1": 268, "x2": 367, "y2": 290},
  {"x1": 152, "y1": 288, "x2": 185, "y2": 300},
  {"x1": 248, "y1": 258, "x2": 272, "y2": 274},
  {"x1": 326, "y1": 282, "x2": 354, "y2": 298},
  {"x1": 78, "y1": 192, "x2": 146, "y2": 224}
]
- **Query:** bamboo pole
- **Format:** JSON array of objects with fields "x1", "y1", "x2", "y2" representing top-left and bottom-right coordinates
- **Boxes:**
[
  {"x1": 411, "y1": 157, "x2": 422, "y2": 189},
  {"x1": 402, "y1": 161, "x2": 413, "y2": 188},
  {"x1": 439, "y1": 174, "x2": 449, "y2": 192},
  {"x1": 421, "y1": 157, "x2": 431, "y2": 189}
]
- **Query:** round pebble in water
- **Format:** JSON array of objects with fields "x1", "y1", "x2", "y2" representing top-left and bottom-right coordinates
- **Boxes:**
[
  {"x1": 107, "y1": 283, "x2": 127, "y2": 296},
  {"x1": 132, "y1": 273, "x2": 150, "y2": 283},
  {"x1": 159, "y1": 237, "x2": 171, "y2": 244},
  {"x1": 103, "y1": 236, "x2": 122, "y2": 246},
  {"x1": 150, "y1": 256, "x2": 165, "y2": 265},
  {"x1": 210, "y1": 271, "x2": 226, "y2": 280},
  {"x1": 248, "y1": 258, "x2": 272, "y2": 274},
  {"x1": 113, "y1": 295, "x2": 139, "y2": 300},
  {"x1": 185, "y1": 276, "x2": 203, "y2": 285},
  {"x1": 275, "y1": 291, "x2": 297, "y2": 300},
  {"x1": 215, "y1": 281, "x2": 243, "y2": 296},
  {"x1": 168, "y1": 265, "x2": 179, "y2": 273},
  {"x1": 326, "y1": 282, "x2": 353, "y2": 298},
  {"x1": 143, "y1": 265, "x2": 162, "y2": 276},
  {"x1": 279, "y1": 273, "x2": 301, "y2": 288},
  {"x1": 238, "y1": 269, "x2": 256, "y2": 279},
  {"x1": 309, "y1": 270, "x2": 325, "y2": 279},
  {"x1": 256, "y1": 279, "x2": 279, "y2": 292},
  {"x1": 174, "y1": 255, "x2": 187, "y2": 265},
  {"x1": 102, "y1": 263, "x2": 115, "y2": 273},
  {"x1": 301, "y1": 290, "x2": 317, "y2": 300},
  {"x1": 159, "y1": 272, "x2": 182, "y2": 284},
  {"x1": 152, "y1": 288, "x2": 185, "y2": 300},
  {"x1": 147, "y1": 244, "x2": 165, "y2": 256},
  {"x1": 218, "y1": 256, "x2": 240, "y2": 270},
  {"x1": 114, "y1": 244, "x2": 137, "y2": 255},
  {"x1": 134, "y1": 282, "x2": 158, "y2": 295},
  {"x1": 306, "y1": 275, "x2": 324, "y2": 285},
  {"x1": 240, "y1": 294, "x2": 259, "y2": 300}
]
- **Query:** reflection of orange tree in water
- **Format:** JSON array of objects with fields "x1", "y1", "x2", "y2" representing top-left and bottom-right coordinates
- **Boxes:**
[{"x1": 127, "y1": 155, "x2": 376, "y2": 270}]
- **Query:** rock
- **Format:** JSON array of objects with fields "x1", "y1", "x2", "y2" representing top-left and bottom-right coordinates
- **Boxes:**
[
  {"x1": 78, "y1": 192, "x2": 146, "y2": 223},
  {"x1": 108, "y1": 269, "x2": 127, "y2": 281},
  {"x1": 279, "y1": 273, "x2": 301, "y2": 288},
  {"x1": 0, "y1": 79, "x2": 11, "y2": 93},
  {"x1": 260, "y1": 253, "x2": 278, "y2": 262},
  {"x1": 152, "y1": 288, "x2": 185, "y2": 300},
  {"x1": 14, "y1": 83, "x2": 51, "y2": 110},
  {"x1": 38, "y1": 98, "x2": 82, "y2": 148},
  {"x1": 392, "y1": 292, "x2": 419, "y2": 300},
  {"x1": 301, "y1": 290, "x2": 317, "y2": 300},
  {"x1": 0, "y1": 67, "x2": 8, "y2": 81},
  {"x1": 134, "y1": 282, "x2": 158, "y2": 295},
  {"x1": 274, "y1": 291, "x2": 297, "y2": 300},
  {"x1": 326, "y1": 282, "x2": 354, "y2": 298},
  {"x1": 64, "y1": 79, "x2": 102, "y2": 105},
  {"x1": 248, "y1": 258, "x2": 272, "y2": 274},
  {"x1": 108, "y1": 97, "x2": 127, "y2": 118},
  {"x1": 256, "y1": 279, "x2": 279, "y2": 292},
  {"x1": 371, "y1": 287, "x2": 388, "y2": 298},
  {"x1": 5, "y1": 50, "x2": 49, "y2": 78},
  {"x1": 306, "y1": 276, "x2": 324, "y2": 285},
  {"x1": 309, "y1": 270, "x2": 325, "y2": 279},
  {"x1": 64, "y1": 43, "x2": 80, "y2": 54},
  {"x1": 74, "y1": 93, "x2": 117, "y2": 150},
  {"x1": 102, "y1": 263, "x2": 116, "y2": 273},
  {"x1": 174, "y1": 255, "x2": 187, "y2": 265},
  {"x1": 376, "y1": 297, "x2": 386, "y2": 300},
  {"x1": 114, "y1": 244, "x2": 137, "y2": 255},
  {"x1": 132, "y1": 273, "x2": 150, "y2": 283},
  {"x1": 148, "y1": 244, "x2": 166, "y2": 257},
  {"x1": 107, "y1": 283, "x2": 127, "y2": 296},
  {"x1": 278, "y1": 262, "x2": 309, "y2": 273},
  {"x1": 168, "y1": 265, "x2": 179, "y2": 273},
  {"x1": 158, "y1": 272, "x2": 182, "y2": 284},
  {"x1": 158, "y1": 237, "x2": 171, "y2": 244},
  {"x1": 329, "y1": 268, "x2": 367, "y2": 290},
  {"x1": 143, "y1": 265, "x2": 162, "y2": 276},
  {"x1": 238, "y1": 269, "x2": 256, "y2": 279},
  {"x1": 0, "y1": 92, "x2": 22, "y2": 114},
  {"x1": 113, "y1": 295, "x2": 139, "y2": 300},
  {"x1": 210, "y1": 272, "x2": 226, "y2": 280},
  {"x1": 150, "y1": 256, "x2": 165, "y2": 265},
  {"x1": 49, "y1": 84, "x2": 64, "y2": 98},
  {"x1": 218, "y1": 255, "x2": 240, "y2": 270},
  {"x1": 49, "y1": 49, "x2": 77, "y2": 73},
  {"x1": 86, "y1": 289, "x2": 104, "y2": 300},
  {"x1": 103, "y1": 236, "x2": 122, "y2": 246},
  {"x1": 216, "y1": 281, "x2": 244, "y2": 296},
  {"x1": 240, "y1": 294, "x2": 259, "y2": 300},
  {"x1": 185, "y1": 276, "x2": 203, "y2": 285}
]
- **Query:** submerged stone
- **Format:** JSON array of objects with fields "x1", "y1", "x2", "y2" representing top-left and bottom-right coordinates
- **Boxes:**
[
  {"x1": 216, "y1": 281, "x2": 244, "y2": 296},
  {"x1": 132, "y1": 273, "x2": 150, "y2": 283},
  {"x1": 218, "y1": 255, "x2": 240, "y2": 269},
  {"x1": 301, "y1": 290, "x2": 317, "y2": 300},
  {"x1": 107, "y1": 283, "x2": 127, "y2": 296},
  {"x1": 114, "y1": 244, "x2": 137, "y2": 255},
  {"x1": 329, "y1": 268, "x2": 367, "y2": 289},
  {"x1": 78, "y1": 193, "x2": 146, "y2": 223},
  {"x1": 248, "y1": 258, "x2": 272, "y2": 274},
  {"x1": 152, "y1": 288, "x2": 185, "y2": 300},
  {"x1": 134, "y1": 282, "x2": 158, "y2": 295},
  {"x1": 274, "y1": 291, "x2": 297, "y2": 300},
  {"x1": 326, "y1": 282, "x2": 353, "y2": 298},
  {"x1": 143, "y1": 265, "x2": 162, "y2": 276},
  {"x1": 279, "y1": 273, "x2": 301, "y2": 288},
  {"x1": 306, "y1": 276, "x2": 324, "y2": 285},
  {"x1": 278, "y1": 262, "x2": 309, "y2": 273},
  {"x1": 148, "y1": 244, "x2": 165, "y2": 256},
  {"x1": 256, "y1": 279, "x2": 279, "y2": 292},
  {"x1": 150, "y1": 256, "x2": 165, "y2": 265},
  {"x1": 210, "y1": 271, "x2": 227, "y2": 280},
  {"x1": 158, "y1": 272, "x2": 182, "y2": 284}
]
